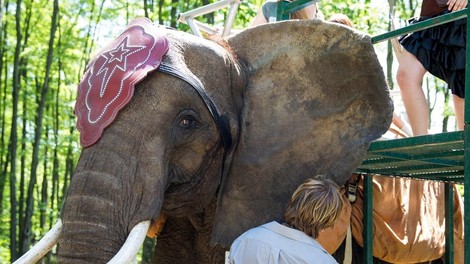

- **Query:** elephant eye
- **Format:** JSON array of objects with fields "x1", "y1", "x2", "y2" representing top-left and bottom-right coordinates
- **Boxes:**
[{"x1": 178, "y1": 115, "x2": 197, "y2": 128}]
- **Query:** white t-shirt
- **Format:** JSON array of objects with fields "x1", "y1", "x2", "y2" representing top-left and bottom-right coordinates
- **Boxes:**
[{"x1": 228, "y1": 221, "x2": 338, "y2": 264}]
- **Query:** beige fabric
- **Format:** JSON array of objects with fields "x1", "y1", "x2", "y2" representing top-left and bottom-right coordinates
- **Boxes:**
[
  {"x1": 350, "y1": 175, "x2": 464, "y2": 264},
  {"x1": 317, "y1": 193, "x2": 352, "y2": 254}
]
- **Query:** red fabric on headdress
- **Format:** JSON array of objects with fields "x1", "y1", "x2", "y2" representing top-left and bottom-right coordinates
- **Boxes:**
[{"x1": 75, "y1": 18, "x2": 169, "y2": 147}]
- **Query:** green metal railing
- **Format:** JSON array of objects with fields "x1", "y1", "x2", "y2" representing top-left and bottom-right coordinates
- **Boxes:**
[
  {"x1": 360, "y1": 7, "x2": 470, "y2": 264},
  {"x1": 371, "y1": 9, "x2": 468, "y2": 43},
  {"x1": 274, "y1": 1, "x2": 469, "y2": 263},
  {"x1": 276, "y1": 0, "x2": 316, "y2": 21}
]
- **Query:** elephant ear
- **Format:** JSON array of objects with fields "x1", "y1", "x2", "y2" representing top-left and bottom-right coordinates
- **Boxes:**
[{"x1": 211, "y1": 20, "x2": 393, "y2": 246}]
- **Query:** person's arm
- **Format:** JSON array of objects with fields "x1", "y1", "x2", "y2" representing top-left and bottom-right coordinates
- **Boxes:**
[
  {"x1": 249, "y1": 8, "x2": 268, "y2": 27},
  {"x1": 447, "y1": 0, "x2": 467, "y2": 11}
]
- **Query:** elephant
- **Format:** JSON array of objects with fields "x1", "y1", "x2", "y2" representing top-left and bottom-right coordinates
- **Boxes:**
[{"x1": 16, "y1": 17, "x2": 392, "y2": 264}]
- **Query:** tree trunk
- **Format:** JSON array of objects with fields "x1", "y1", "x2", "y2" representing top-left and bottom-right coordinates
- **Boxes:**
[
  {"x1": 17, "y1": 3, "x2": 32, "y2": 246},
  {"x1": 21, "y1": 0, "x2": 59, "y2": 253},
  {"x1": 170, "y1": 0, "x2": 178, "y2": 28},
  {"x1": 144, "y1": 0, "x2": 149, "y2": 18},
  {"x1": 9, "y1": 0, "x2": 23, "y2": 260},
  {"x1": 77, "y1": 0, "x2": 105, "y2": 77},
  {"x1": 40, "y1": 123, "x2": 50, "y2": 230},
  {"x1": 0, "y1": 0, "x2": 10, "y2": 218},
  {"x1": 425, "y1": 77, "x2": 433, "y2": 130},
  {"x1": 50, "y1": 34, "x2": 61, "y2": 228},
  {"x1": 442, "y1": 87, "x2": 450, "y2": 132},
  {"x1": 61, "y1": 111, "x2": 75, "y2": 203},
  {"x1": 202, "y1": 0, "x2": 214, "y2": 24},
  {"x1": 17, "y1": 73, "x2": 28, "y2": 256},
  {"x1": 88, "y1": 0, "x2": 106, "y2": 59},
  {"x1": 158, "y1": 0, "x2": 164, "y2": 25},
  {"x1": 0, "y1": 0, "x2": 3, "y2": 33}
]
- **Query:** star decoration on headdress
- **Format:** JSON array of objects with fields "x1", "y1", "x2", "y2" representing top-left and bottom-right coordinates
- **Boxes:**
[{"x1": 96, "y1": 36, "x2": 145, "y2": 97}]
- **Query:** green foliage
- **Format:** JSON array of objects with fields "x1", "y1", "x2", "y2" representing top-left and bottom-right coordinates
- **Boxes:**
[{"x1": 320, "y1": 0, "x2": 388, "y2": 35}]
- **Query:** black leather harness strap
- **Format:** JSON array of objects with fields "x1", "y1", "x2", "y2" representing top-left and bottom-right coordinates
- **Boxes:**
[
  {"x1": 158, "y1": 61, "x2": 235, "y2": 208},
  {"x1": 158, "y1": 62, "x2": 232, "y2": 151}
]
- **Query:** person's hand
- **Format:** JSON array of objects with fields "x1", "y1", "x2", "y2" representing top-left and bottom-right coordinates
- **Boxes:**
[{"x1": 448, "y1": 0, "x2": 467, "y2": 12}]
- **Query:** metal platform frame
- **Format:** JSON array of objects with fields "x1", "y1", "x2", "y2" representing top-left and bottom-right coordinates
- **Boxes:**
[
  {"x1": 178, "y1": 0, "x2": 242, "y2": 37},
  {"x1": 275, "y1": 1, "x2": 470, "y2": 263},
  {"x1": 355, "y1": 8, "x2": 470, "y2": 263}
]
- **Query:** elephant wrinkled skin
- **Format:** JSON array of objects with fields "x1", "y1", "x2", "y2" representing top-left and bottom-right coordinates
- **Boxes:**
[{"x1": 52, "y1": 19, "x2": 392, "y2": 263}]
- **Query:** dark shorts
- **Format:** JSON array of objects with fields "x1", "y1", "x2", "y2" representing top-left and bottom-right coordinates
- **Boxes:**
[{"x1": 399, "y1": 11, "x2": 466, "y2": 98}]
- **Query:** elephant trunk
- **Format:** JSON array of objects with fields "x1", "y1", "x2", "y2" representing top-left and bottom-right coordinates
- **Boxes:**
[
  {"x1": 57, "y1": 145, "x2": 165, "y2": 264},
  {"x1": 59, "y1": 221, "x2": 119, "y2": 263},
  {"x1": 58, "y1": 220, "x2": 149, "y2": 263}
]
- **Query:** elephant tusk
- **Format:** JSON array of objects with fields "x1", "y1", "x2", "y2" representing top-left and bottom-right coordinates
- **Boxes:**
[
  {"x1": 13, "y1": 219, "x2": 62, "y2": 264},
  {"x1": 107, "y1": 220, "x2": 150, "y2": 264}
]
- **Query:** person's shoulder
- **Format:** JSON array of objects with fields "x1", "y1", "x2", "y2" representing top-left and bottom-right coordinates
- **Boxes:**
[
  {"x1": 241, "y1": 222, "x2": 277, "y2": 237},
  {"x1": 231, "y1": 221, "x2": 285, "y2": 246}
]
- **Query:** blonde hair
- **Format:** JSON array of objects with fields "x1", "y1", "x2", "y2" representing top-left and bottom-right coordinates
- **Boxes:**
[{"x1": 284, "y1": 176, "x2": 343, "y2": 238}]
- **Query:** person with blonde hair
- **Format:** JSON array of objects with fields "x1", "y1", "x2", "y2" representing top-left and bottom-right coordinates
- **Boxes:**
[
  {"x1": 228, "y1": 176, "x2": 343, "y2": 263},
  {"x1": 250, "y1": 0, "x2": 322, "y2": 27}
]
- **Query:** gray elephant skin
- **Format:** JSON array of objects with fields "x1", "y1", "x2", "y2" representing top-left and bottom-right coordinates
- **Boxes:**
[{"x1": 56, "y1": 19, "x2": 392, "y2": 263}]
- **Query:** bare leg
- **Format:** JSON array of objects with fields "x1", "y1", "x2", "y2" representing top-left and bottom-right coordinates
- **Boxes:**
[
  {"x1": 396, "y1": 49, "x2": 428, "y2": 135},
  {"x1": 392, "y1": 113, "x2": 404, "y2": 128},
  {"x1": 452, "y1": 94, "x2": 465, "y2": 131},
  {"x1": 392, "y1": 113, "x2": 413, "y2": 137}
]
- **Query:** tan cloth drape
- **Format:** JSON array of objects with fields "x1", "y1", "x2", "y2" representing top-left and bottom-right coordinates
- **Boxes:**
[{"x1": 350, "y1": 175, "x2": 464, "y2": 264}]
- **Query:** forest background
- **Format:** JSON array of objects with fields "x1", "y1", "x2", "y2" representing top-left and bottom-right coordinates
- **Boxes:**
[{"x1": 0, "y1": 0, "x2": 457, "y2": 263}]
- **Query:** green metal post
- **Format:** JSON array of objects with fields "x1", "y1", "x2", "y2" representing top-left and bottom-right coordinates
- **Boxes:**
[
  {"x1": 276, "y1": 1, "x2": 289, "y2": 21},
  {"x1": 445, "y1": 183, "x2": 454, "y2": 263},
  {"x1": 276, "y1": 0, "x2": 316, "y2": 21},
  {"x1": 363, "y1": 174, "x2": 373, "y2": 264},
  {"x1": 465, "y1": 6, "x2": 470, "y2": 264}
]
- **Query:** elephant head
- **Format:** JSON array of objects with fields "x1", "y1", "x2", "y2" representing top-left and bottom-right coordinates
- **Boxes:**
[{"x1": 17, "y1": 18, "x2": 392, "y2": 263}]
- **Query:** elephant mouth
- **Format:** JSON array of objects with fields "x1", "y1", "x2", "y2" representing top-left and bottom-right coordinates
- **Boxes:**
[
  {"x1": 161, "y1": 174, "x2": 220, "y2": 215},
  {"x1": 162, "y1": 146, "x2": 224, "y2": 216}
]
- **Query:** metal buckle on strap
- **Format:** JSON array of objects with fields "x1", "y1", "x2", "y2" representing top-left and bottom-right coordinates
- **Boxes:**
[
  {"x1": 347, "y1": 181, "x2": 358, "y2": 203},
  {"x1": 347, "y1": 175, "x2": 361, "y2": 203}
]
